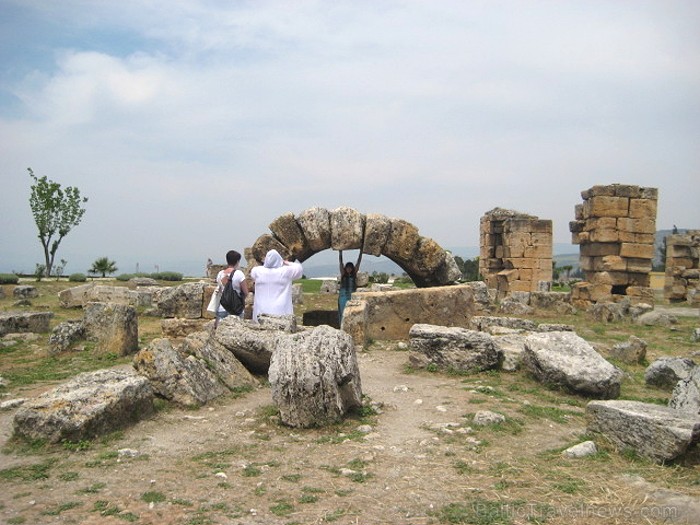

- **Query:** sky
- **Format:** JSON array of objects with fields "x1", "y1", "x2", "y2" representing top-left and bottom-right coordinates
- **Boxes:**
[{"x1": 1, "y1": 0, "x2": 698, "y2": 277}]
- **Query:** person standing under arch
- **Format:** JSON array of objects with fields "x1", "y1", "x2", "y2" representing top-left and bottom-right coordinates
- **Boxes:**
[{"x1": 338, "y1": 249, "x2": 362, "y2": 325}]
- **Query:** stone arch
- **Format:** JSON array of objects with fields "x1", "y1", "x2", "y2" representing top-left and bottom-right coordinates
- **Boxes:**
[{"x1": 245, "y1": 207, "x2": 461, "y2": 287}]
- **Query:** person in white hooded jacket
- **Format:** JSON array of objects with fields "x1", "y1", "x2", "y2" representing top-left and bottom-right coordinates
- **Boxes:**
[{"x1": 250, "y1": 249, "x2": 303, "y2": 322}]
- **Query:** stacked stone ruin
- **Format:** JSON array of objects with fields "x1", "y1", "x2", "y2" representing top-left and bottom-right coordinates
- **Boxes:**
[
  {"x1": 664, "y1": 230, "x2": 700, "y2": 306},
  {"x1": 245, "y1": 207, "x2": 461, "y2": 287},
  {"x1": 569, "y1": 184, "x2": 657, "y2": 305},
  {"x1": 478, "y1": 208, "x2": 553, "y2": 299}
]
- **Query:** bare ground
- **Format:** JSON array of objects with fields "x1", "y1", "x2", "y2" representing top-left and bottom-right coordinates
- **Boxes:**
[{"x1": 2, "y1": 337, "x2": 699, "y2": 525}]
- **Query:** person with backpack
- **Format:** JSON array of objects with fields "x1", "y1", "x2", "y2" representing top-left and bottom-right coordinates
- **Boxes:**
[
  {"x1": 214, "y1": 250, "x2": 248, "y2": 326},
  {"x1": 250, "y1": 249, "x2": 303, "y2": 322}
]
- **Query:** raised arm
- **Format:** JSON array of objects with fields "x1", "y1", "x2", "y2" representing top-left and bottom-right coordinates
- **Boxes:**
[
  {"x1": 339, "y1": 250, "x2": 344, "y2": 274},
  {"x1": 355, "y1": 248, "x2": 363, "y2": 272}
]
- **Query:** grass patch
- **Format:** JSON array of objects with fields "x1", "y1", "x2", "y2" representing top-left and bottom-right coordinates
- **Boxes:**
[
  {"x1": 141, "y1": 490, "x2": 166, "y2": 503},
  {"x1": 0, "y1": 460, "x2": 54, "y2": 481}
]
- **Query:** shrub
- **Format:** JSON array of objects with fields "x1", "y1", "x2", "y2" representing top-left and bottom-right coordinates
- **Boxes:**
[
  {"x1": 115, "y1": 274, "x2": 134, "y2": 282},
  {"x1": 151, "y1": 271, "x2": 182, "y2": 282},
  {"x1": 68, "y1": 273, "x2": 87, "y2": 282},
  {"x1": 0, "y1": 273, "x2": 19, "y2": 284}
]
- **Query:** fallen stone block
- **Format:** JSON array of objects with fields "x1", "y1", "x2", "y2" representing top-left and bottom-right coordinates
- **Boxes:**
[
  {"x1": 586, "y1": 400, "x2": 700, "y2": 463},
  {"x1": 13, "y1": 368, "x2": 154, "y2": 443}
]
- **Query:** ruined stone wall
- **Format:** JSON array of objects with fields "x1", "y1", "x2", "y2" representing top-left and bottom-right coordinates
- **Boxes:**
[
  {"x1": 569, "y1": 184, "x2": 657, "y2": 305},
  {"x1": 341, "y1": 282, "x2": 491, "y2": 347},
  {"x1": 479, "y1": 208, "x2": 553, "y2": 299},
  {"x1": 664, "y1": 230, "x2": 700, "y2": 306}
]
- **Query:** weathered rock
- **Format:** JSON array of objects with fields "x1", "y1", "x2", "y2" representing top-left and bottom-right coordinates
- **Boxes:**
[
  {"x1": 692, "y1": 328, "x2": 700, "y2": 343},
  {"x1": 472, "y1": 410, "x2": 506, "y2": 426},
  {"x1": 154, "y1": 282, "x2": 207, "y2": 319},
  {"x1": 498, "y1": 298, "x2": 534, "y2": 315},
  {"x1": 58, "y1": 284, "x2": 154, "y2": 308},
  {"x1": 536, "y1": 323, "x2": 575, "y2": 332},
  {"x1": 58, "y1": 282, "x2": 96, "y2": 308},
  {"x1": 269, "y1": 325, "x2": 362, "y2": 428},
  {"x1": 269, "y1": 211, "x2": 313, "y2": 261},
  {"x1": 384, "y1": 219, "x2": 421, "y2": 265},
  {"x1": 635, "y1": 311, "x2": 678, "y2": 327},
  {"x1": 13, "y1": 285, "x2": 38, "y2": 299},
  {"x1": 213, "y1": 317, "x2": 282, "y2": 374},
  {"x1": 562, "y1": 440, "x2": 598, "y2": 458},
  {"x1": 0, "y1": 311, "x2": 53, "y2": 336},
  {"x1": 523, "y1": 331, "x2": 622, "y2": 398},
  {"x1": 669, "y1": 366, "x2": 700, "y2": 416},
  {"x1": 1, "y1": 398, "x2": 26, "y2": 410},
  {"x1": 128, "y1": 277, "x2": 158, "y2": 287},
  {"x1": 249, "y1": 233, "x2": 291, "y2": 265},
  {"x1": 133, "y1": 338, "x2": 226, "y2": 407},
  {"x1": 408, "y1": 324, "x2": 501, "y2": 373},
  {"x1": 492, "y1": 334, "x2": 526, "y2": 371},
  {"x1": 362, "y1": 213, "x2": 392, "y2": 256},
  {"x1": 330, "y1": 206, "x2": 364, "y2": 250},
  {"x1": 586, "y1": 400, "x2": 700, "y2": 462},
  {"x1": 529, "y1": 292, "x2": 574, "y2": 313},
  {"x1": 180, "y1": 331, "x2": 258, "y2": 392},
  {"x1": 320, "y1": 279, "x2": 338, "y2": 294},
  {"x1": 589, "y1": 301, "x2": 629, "y2": 323},
  {"x1": 343, "y1": 283, "x2": 490, "y2": 347},
  {"x1": 296, "y1": 207, "x2": 331, "y2": 252},
  {"x1": 83, "y1": 302, "x2": 139, "y2": 356},
  {"x1": 161, "y1": 318, "x2": 209, "y2": 338},
  {"x1": 13, "y1": 368, "x2": 154, "y2": 443},
  {"x1": 644, "y1": 357, "x2": 696, "y2": 390},
  {"x1": 257, "y1": 313, "x2": 298, "y2": 333},
  {"x1": 609, "y1": 335, "x2": 647, "y2": 364},
  {"x1": 48, "y1": 320, "x2": 85, "y2": 355},
  {"x1": 470, "y1": 316, "x2": 538, "y2": 332}
]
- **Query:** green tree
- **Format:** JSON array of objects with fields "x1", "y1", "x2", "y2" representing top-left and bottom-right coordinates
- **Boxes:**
[
  {"x1": 27, "y1": 168, "x2": 88, "y2": 277},
  {"x1": 89, "y1": 257, "x2": 118, "y2": 278}
]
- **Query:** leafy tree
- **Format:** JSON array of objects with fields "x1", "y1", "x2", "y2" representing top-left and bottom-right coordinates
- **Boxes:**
[
  {"x1": 89, "y1": 257, "x2": 118, "y2": 278},
  {"x1": 453, "y1": 255, "x2": 481, "y2": 281},
  {"x1": 27, "y1": 168, "x2": 88, "y2": 277}
]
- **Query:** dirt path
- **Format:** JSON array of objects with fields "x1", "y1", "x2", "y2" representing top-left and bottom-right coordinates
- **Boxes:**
[{"x1": 1, "y1": 345, "x2": 698, "y2": 525}]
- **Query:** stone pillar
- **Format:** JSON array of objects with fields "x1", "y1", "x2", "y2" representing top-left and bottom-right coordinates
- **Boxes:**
[
  {"x1": 479, "y1": 208, "x2": 553, "y2": 299},
  {"x1": 664, "y1": 230, "x2": 700, "y2": 306},
  {"x1": 569, "y1": 184, "x2": 657, "y2": 306}
]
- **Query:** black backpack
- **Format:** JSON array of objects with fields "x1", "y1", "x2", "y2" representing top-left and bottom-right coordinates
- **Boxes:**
[{"x1": 220, "y1": 271, "x2": 244, "y2": 315}]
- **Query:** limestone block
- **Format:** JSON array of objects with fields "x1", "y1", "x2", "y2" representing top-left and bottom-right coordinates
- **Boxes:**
[
  {"x1": 13, "y1": 285, "x2": 38, "y2": 299},
  {"x1": 523, "y1": 244, "x2": 552, "y2": 259},
  {"x1": 635, "y1": 233, "x2": 655, "y2": 244},
  {"x1": 619, "y1": 243, "x2": 655, "y2": 260},
  {"x1": 574, "y1": 204, "x2": 584, "y2": 220},
  {"x1": 269, "y1": 212, "x2": 313, "y2": 261},
  {"x1": 523, "y1": 331, "x2": 622, "y2": 398},
  {"x1": 629, "y1": 198, "x2": 657, "y2": 220},
  {"x1": 569, "y1": 220, "x2": 584, "y2": 233},
  {"x1": 213, "y1": 316, "x2": 282, "y2": 374},
  {"x1": 154, "y1": 282, "x2": 208, "y2": 319},
  {"x1": 58, "y1": 283, "x2": 96, "y2": 308},
  {"x1": 587, "y1": 195, "x2": 630, "y2": 218},
  {"x1": 330, "y1": 206, "x2": 364, "y2": 250},
  {"x1": 297, "y1": 207, "x2": 331, "y2": 252},
  {"x1": 133, "y1": 338, "x2": 226, "y2": 407},
  {"x1": 585, "y1": 217, "x2": 618, "y2": 231},
  {"x1": 83, "y1": 302, "x2": 139, "y2": 356},
  {"x1": 626, "y1": 258, "x2": 652, "y2": 274},
  {"x1": 363, "y1": 213, "x2": 392, "y2": 256},
  {"x1": 645, "y1": 357, "x2": 696, "y2": 390},
  {"x1": 670, "y1": 366, "x2": 700, "y2": 416},
  {"x1": 609, "y1": 335, "x2": 647, "y2": 364},
  {"x1": 269, "y1": 325, "x2": 362, "y2": 428},
  {"x1": 250, "y1": 234, "x2": 291, "y2": 265},
  {"x1": 586, "y1": 400, "x2": 700, "y2": 463},
  {"x1": 580, "y1": 243, "x2": 619, "y2": 257},
  {"x1": 384, "y1": 218, "x2": 420, "y2": 261},
  {"x1": 340, "y1": 298, "x2": 369, "y2": 346},
  {"x1": 589, "y1": 228, "x2": 619, "y2": 243},
  {"x1": 0, "y1": 312, "x2": 54, "y2": 336},
  {"x1": 582, "y1": 185, "x2": 617, "y2": 198},
  {"x1": 13, "y1": 368, "x2": 153, "y2": 443},
  {"x1": 594, "y1": 255, "x2": 626, "y2": 272},
  {"x1": 506, "y1": 257, "x2": 537, "y2": 270},
  {"x1": 408, "y1": 324, "x2": 501, "y2": 373}
]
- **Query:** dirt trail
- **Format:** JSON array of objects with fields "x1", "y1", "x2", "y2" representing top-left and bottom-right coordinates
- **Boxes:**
[{"x1": 1, "y1": 345, "x2": 698, "y2": 525}]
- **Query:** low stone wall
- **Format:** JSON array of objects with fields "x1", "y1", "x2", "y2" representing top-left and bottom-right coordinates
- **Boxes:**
[
  {"x1": 0, "y1": 311, "x2": 54, "y2": 336},
  {"x1": 341, "y1": 282, "x2": 491, "y2": 347}
]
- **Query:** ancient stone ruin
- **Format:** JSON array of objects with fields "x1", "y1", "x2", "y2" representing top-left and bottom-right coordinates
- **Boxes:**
[
  {"x1": 664, "y1": 230, "x2": 700, "y2": 306},
  {"x1": 479, "y1": 208, "x2": 553, "y2": 300},
  {"x1": 246, "y1": 206, "x2": 461, "y2": 287},
  {"x1": 569, "y1": 184, "x2": 658, "y2": 306}
]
